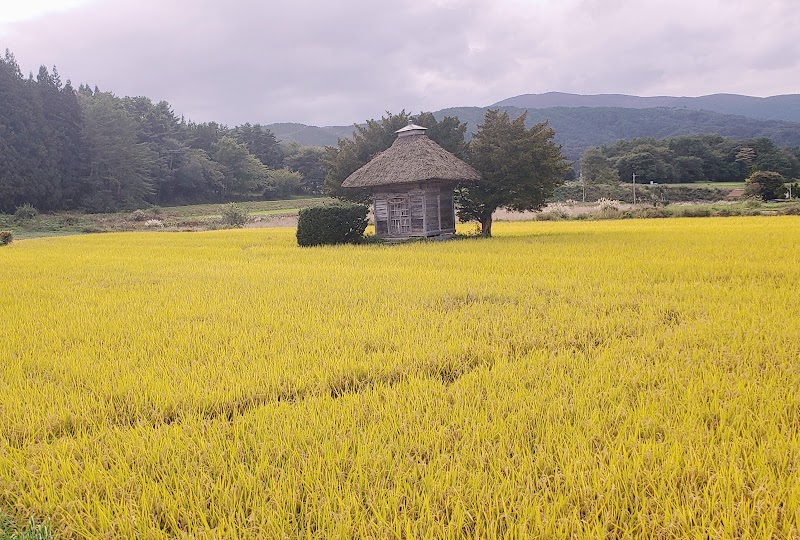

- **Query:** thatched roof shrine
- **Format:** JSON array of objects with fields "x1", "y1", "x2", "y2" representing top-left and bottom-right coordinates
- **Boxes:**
[
  {"x1": 341, "y1": 124, "x2": 480, "y2": 188},
  {"x1": 342, "y1": 124, "x2": 480, "y2": 239}
]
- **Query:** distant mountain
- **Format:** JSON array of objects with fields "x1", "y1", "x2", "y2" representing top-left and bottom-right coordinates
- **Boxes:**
[
  {"x1": 266, "y1": 122, "x2": 354, "y2": 147},
  {"x1": 433, "y1": 106, "x2": 800, "y2": 163},
  {"x1": 492, "y1": 92, "x2": 800, "y2": 123},
  {"x1": 268, "y1": 105, "x2": 800, "y2": 164}
]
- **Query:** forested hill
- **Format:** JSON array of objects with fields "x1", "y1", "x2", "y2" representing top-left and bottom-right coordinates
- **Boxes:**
[
  {"x1": 265, "y1": 123, "x2": 354, "y2": 148},
  {"x1": 268, "y1": 106, "x2": 800, "y2": 164},
  {"x1": 436, "y1": 106, "x2": 800, "y2": 164},
  {"x1": 492, "y1": 92, "x2": 800, "y2": 123}
]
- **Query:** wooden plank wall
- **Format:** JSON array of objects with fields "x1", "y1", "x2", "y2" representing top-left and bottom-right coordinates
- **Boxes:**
[
  {"x1": 439, "y1": 188, "x2": 456, "y2": 232},
  {"x1": 373, "y1": 184, "x2": 457, "y2": 237}
]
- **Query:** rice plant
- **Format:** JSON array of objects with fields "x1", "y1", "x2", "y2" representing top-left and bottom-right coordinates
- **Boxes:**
[{"x1": 1, "y1": 217, "x2": 799, "y2": 538}]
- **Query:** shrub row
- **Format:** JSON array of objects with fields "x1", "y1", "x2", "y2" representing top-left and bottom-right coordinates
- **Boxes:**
[
  {"x1": 297, "y1": 204, "x2": 368, "y2": 247},
  {"x1": 533, "y1": 203, "x2": 800, "y2": 222}
]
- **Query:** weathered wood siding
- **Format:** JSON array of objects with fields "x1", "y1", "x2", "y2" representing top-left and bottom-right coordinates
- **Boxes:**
[
  {"x1": 439, "y1": 188, "x2": 456, "y2": 232},
  {"x1": 410, "y1": 193, "x2": 425, "y2": 233},
  {"x1": 372, "y1": 183, "x2": 457, "y2": 238},
  {"x1": 425, "y1": 190, "x2": 439, "y2": 233},
  {"x1": 374, "y1": 198, "x2": 389, "y2": 235}
]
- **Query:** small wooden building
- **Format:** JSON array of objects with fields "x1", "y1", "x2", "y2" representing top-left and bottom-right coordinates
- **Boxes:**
[{"x1": 341, "y1": 124, "x2": 480, "y2": 239}]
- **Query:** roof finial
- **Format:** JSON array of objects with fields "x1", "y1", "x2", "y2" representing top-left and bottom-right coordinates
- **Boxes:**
[{"x1": 395, "y1": 122, "x2": 428, "y2": 138}]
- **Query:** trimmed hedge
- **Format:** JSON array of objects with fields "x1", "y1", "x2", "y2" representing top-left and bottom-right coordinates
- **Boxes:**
[{"x1": 297, "y1": 204, "x2": 368, "y2": 247}]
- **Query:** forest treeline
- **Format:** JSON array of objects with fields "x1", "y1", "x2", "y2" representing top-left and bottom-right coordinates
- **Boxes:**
[
  {"x1": 3, "y1": 49, "x2": 800, "y2": 214},
  {"x1": 580, "y1": 134, "x2": 800, "y2": 185},
  {"x1": 0, "y1": 51, "x2": 326, "y2": 213}
]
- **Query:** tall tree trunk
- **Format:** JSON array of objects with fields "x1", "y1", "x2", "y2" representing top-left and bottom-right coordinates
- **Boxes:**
[{"x1": 480, "y1": 211, "x2": 493, "y2": 237}]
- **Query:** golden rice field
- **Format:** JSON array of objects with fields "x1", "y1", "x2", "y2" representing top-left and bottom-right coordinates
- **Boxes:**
[{"x1": 1, "y1": 217, "x2": 800, "y2": 539}]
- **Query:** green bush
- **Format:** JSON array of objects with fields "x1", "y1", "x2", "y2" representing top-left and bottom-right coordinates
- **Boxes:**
[
  {"x1": 220, "y1": 203, "x2": 249, "y2": 228},
  {"x1": 14, "y1": 204, "x2": 38, "y2": 221},
  {"x1": 536, "y1": 209, "x2": 567, "y2": 221},
  {"x1": 595, "y1": 206, "x2": 622, "y2": 220},
  {"x1": 715, "y1": 207, "x2": 741, "y2": 217},
  {"x1": 632, "y1": 207, "x2": 673, "y2": 219},
  {"x1": 297, "y1": 204, "x2": 368, "y2": 247},
  {"x1": 680, "y1": 206, "x2": 712, "y2": 218},
  {"x1": 0, "y1": 231, "x2": 12, "y2": 245}
]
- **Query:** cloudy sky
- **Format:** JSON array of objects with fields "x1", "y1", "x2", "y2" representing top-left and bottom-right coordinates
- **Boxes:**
[{"x1": 1, "y1": 0, "x2": 797, "y2": 126}]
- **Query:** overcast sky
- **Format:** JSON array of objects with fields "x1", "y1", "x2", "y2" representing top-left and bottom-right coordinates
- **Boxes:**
[{"x1": 1, "y1": 0, "x2": 797, "y2": 126}]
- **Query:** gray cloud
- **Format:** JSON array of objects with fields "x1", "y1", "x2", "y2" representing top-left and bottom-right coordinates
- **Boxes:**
[{"x1": 2, "y1": 0, "x2": 797, "y2": 125}]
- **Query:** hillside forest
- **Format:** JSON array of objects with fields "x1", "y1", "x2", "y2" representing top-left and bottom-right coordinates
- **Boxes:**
[
  {"x1": 0, "y1": 51, "x2": 325, "y2": 213},
  {"x1": 581, "y1": 135, "x2": 800, "y2": 185},
  {"x1": 2, "y1": 50, "x2": 799, "y2": 214}
]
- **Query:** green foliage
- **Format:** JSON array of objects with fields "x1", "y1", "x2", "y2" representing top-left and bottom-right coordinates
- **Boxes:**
[
  {"x1": 232, "y1": 123, "x2": 284, "y2": 168},
  {"x1": 745, "y1": 171, "x2": 786, "y2": 200},
  {"x1": 583, "y1": 134, "x2": 799, "y2": 187},
  {"x1": 631, "y1": 207, "x2": 672, "y2": 219},
  {"x1": 14, "y1": 204, "x2": 39, "y2": 220},
  {"x1": 580, "y1": 147, "x2": 617, "y2": 184},
  {"x1": 457, "y1": 109, "x2": 569, "y2": 237},
  {"x1": 296, "y1": 204, "x2": 368, "y2": 246},
  {"x1": 595, "y1": 205, "x2": 623, "y2": 220},
  {"x1": 213, "y1": 136, "x2": 270, "y2": 199},
  {"x1": 0, "y1": 230, "x2": 12, "y2": 245},
  {"x1": 1, "y1": 48, "x2": 292, "y2": 213},
  {"x1": 788, "y1": 182, "x2": 799, "y2": 199},
  {"x1": 79, "y1": 92, "x2": 157, "y2": 211},
  {"x1": 0, "y1": 55, "x2": 83, "y2": 213},
  {"x1": 283, "y1": 144, "x2": 327, "y2": 195},
  {"x1": 4, "y1": 45, "x2": 800, "y2": 216},
  {"x1": 324, "y1": 111, "x2": 469, "y2": 201},
  {"x1": 0, "y1": 512, "x2": 53, "y2": 540},
  {"x1": 220, "y1": 203, "x2": 250, "y2": 228},
  {"x1": 263, "y1": 168, "x2": 303, "y2": 200},
  {"x1": 679, "y1": 206, "x2": 713, "y2": 218},
  {"x1": 434, "y1": 106, "x2": 800, "y2": 167}
]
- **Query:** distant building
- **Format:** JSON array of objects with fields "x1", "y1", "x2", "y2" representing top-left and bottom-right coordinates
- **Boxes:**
[{"x1": 342, "y1": 123, "x2": 480, "y2": 239}]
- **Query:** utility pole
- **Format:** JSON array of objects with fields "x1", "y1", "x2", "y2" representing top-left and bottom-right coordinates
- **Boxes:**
[
  {"x1": 632, "y1": 172, "x2": 637, "y2": 205},
  {"x1": 580, "y1": 172, "x2": 585, "y2": 203}
]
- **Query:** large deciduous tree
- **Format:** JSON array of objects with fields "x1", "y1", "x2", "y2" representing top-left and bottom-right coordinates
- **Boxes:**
[
  {"x1": 457, "y1": 109, "x2": 569, "y2": 237},
  {"x1": 580, "y1": 147, "x2": 618, "y2": 185},
  {"x1": 284, "y1": 143, "x2": 327, "y2": 194},
  {"x1": 212, "y1": 136, "x2": 270, "y2": 199}
]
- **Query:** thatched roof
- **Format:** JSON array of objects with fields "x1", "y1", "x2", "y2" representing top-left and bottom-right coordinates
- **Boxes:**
[{"x1": 341, "y1": 133, "x2": 480, "y2": 188}]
